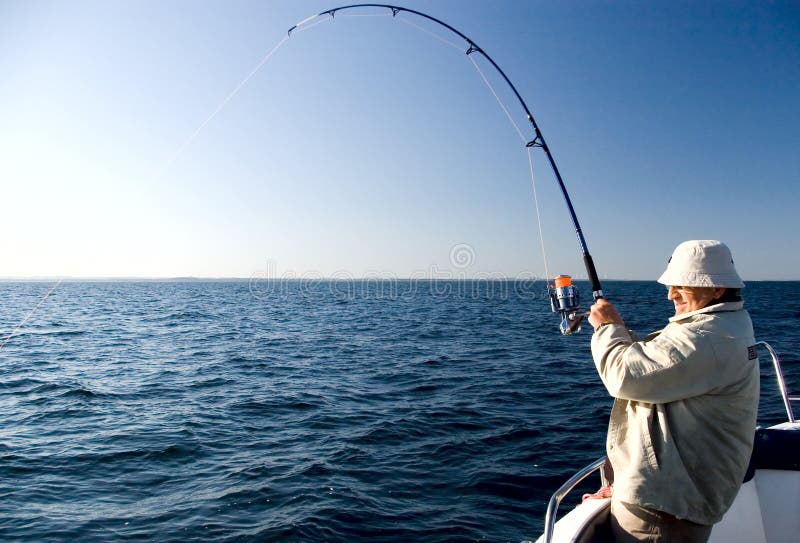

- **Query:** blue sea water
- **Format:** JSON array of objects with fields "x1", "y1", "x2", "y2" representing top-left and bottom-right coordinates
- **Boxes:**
[{"x1": 0, "y1": 280, "x2": 797, "y2": 542}]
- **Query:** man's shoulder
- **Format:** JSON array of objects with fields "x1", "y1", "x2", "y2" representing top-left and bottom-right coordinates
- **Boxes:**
[{"x1": 668, "y1": 301, "x2": 745, "y2": 324}]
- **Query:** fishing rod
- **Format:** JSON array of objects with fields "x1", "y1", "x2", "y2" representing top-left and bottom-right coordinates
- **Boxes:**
[{"x1": 289, "y1": 4, "x2": 603, "y2": 334}]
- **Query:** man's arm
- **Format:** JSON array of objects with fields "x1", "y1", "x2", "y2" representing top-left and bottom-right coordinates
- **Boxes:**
[{"x1": 591, "y1": 320, "x2": 722, "y2": 403}]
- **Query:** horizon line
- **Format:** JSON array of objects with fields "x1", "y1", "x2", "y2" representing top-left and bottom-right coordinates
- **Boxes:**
[{"x1": 1, "y1": 276, "x2": 797, "y2": 282}]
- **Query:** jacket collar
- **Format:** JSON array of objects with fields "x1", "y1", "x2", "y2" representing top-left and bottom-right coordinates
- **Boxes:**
[{"x1": 668, "y1": 300, "x2": 744, "y2": 323}]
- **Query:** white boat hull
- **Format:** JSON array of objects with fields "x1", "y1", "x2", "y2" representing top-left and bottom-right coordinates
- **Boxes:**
[{"x1": 534, "y1": 422, "x2": 800, "y2": 543}]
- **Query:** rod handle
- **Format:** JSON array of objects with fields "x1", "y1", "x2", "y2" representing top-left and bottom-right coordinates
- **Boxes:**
[{"x1": 583, "y1": 253, "x2": 604, "y2": 300}]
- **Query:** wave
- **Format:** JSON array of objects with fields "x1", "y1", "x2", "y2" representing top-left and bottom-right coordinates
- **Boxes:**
[{"x1": 0, "y1": 280, "x2": 796, "y2": 542}]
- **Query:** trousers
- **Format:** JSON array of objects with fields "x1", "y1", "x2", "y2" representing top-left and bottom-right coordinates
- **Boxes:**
[{"x1": 609, "y1": 500, "x2": 713, "y2": 543}]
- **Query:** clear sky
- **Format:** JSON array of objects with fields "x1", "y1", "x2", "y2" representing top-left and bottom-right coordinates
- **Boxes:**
[{"x1": 1, "y1": 0, "x2": 798, "y2": 281}]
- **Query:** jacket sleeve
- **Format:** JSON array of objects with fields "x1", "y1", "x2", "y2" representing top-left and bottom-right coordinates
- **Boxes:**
[{"x1": 591, "y1": 322, "x2": 722, "y2": 403}]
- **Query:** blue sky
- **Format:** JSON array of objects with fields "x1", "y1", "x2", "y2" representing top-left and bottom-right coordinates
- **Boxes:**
[{"x1": 1, "y1": 1, "x2": 798, "y2": 280}]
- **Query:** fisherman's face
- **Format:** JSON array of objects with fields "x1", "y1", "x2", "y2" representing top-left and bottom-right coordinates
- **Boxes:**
[{"x1": 667, "y1": 286, "x2": 723, "y2": 315}]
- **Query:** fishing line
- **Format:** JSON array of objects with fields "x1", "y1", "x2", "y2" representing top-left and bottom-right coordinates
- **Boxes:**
[
  {"x1": 290, "y1": 9, "x2": 392, "y2": 35},
  {"x1": 337, "y1": 12, "x2": 393, "y2": 19},
  {"x1": 319, "y1": 8, "x2": 553, "y2": 283},
  {"x1": 396, "y1": 15, "x2": 463, "y2": 52},
  {"x1": 300, "y1": 7, "x2": 555, "y2": 299},
  {"x1": 288, "y1": 4, "x2": 604, "y2": 335},
  {"x1": 154, "y1": 8, "x2": 390, "y2": 178},
  {"x1": 154, "y1": 35, "x2": 290, "y2": 180},
  {"x1": 141, "y1": 4, "x2": 597, "y2": 335},
  {"x1": 466, "y1": 53, "x2": 552, "y2": 287},
  {"x1": 399, "y1": 10, "x2": 552, "y2": 280},
  {"x1": 528, "y1": 148, "x2": 551, "y2": 287},
  {"x1": 466, "y1": 55, "x2": 528, "y2": 145},
  {"x1": 0, "y1": 278, "x2": 62, "y2": 350}
]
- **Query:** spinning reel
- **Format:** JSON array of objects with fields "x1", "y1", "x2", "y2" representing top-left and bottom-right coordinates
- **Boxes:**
[{"x1": 549, "y1": 275, "x2": 584, "y2": 335}]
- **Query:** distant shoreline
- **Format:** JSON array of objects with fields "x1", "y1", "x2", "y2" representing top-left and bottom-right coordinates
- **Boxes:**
[{"x1": 1, "y1": 277, "x2": 797, "y2": 283}]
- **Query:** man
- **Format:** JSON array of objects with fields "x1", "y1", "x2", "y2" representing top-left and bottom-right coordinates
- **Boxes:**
[{"x1": 588, "y1": 240, "x2": 759, "y2": 542}]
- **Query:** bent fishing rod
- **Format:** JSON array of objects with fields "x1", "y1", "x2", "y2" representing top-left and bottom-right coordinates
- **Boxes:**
[{"x1": 289, "y1": 4, "x2": 603, "y2": 334}]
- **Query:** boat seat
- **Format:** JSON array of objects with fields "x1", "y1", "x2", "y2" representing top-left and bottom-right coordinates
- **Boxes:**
[
  {"x1": 709, "y1": 426, "x2": 800, "y2": 543},
  {"x1": 708, "y1": 478, "x2": 766, "y2": 543}
]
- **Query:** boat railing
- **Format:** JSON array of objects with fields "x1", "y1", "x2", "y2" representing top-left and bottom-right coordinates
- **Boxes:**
[
  {"x1": 539, "y1": 341, "x2": 796, "y2": 543},
  {"x1": 541, "y1": 456, "x2": 606, "y2": 543},
  {"x1": 757, "y1": 341, "x2": 795, "y2": 423}
]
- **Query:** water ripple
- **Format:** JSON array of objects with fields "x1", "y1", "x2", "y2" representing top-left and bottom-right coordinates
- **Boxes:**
[{"x1": 0, "y1": 280, "x2": 795, "y2": 542}]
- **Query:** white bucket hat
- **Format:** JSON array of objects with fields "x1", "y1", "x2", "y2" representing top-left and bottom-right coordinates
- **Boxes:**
[{"x1": 657, "y1": 240, "x2": 744, "y2": 288}]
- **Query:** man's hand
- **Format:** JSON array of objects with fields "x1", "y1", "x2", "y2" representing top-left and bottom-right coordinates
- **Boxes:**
[{"x1": 588, "y1": 298, "x2": 625, "y2": 331}]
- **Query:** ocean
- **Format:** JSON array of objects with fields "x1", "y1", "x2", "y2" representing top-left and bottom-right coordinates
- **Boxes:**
[{"x1": 1, "y1": 280, "x2": 797, "y2": 542}]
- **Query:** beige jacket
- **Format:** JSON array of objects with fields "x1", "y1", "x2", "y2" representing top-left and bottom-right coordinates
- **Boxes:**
[{"x1": 591, "y1": 301, "x2": 759, "y2": 525}]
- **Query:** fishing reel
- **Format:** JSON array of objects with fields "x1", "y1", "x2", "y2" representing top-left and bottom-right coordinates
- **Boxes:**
[{"x1": 549, "y1": 275, "x2": 583, "y2": 335}]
